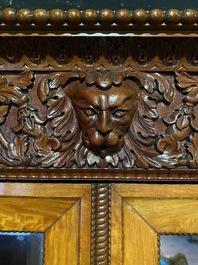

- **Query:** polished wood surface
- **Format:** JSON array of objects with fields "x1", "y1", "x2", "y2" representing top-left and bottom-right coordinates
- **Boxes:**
[
  {"x1": 0, "y1": 37, "x2": 197, "y2": 181},
  {"x1": 45, "y1": 200, "x2": 81, "y2": 265},
  {"x1": 0, "y1": 183, "x2": 91, "y2": 265},
  {"x1": 123, "y1": 200, "x2": 158, "y2": 265},
  {"x1": 0, "y1": 4, "x2": 198, "y2": 265},
  {"x1": 0, "y1": 183, "x2": 90, "y2": 197},
  {"x1": 113, "y1": 184, "x2": 198, "y2": 197},
  {"x1": 126, "y1": 198, "x2": 198, "y2": 233},
  {"x1": 111, "y1": 187, "x2": 123, "y2": 265},
  {"x1": 0, "y1": 8, "x2": 198, "y2": 36},
  {"x1": 111, "y1": 184, "x2": 198, "y2": 265},
  {"x1": 0, "y1": 197, "x2": 77, "y2": 231}
]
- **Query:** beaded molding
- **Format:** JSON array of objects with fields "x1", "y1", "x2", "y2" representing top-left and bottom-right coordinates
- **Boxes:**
[{"x1": 0, "y1": 8, "x2": 198, "y2": 29}]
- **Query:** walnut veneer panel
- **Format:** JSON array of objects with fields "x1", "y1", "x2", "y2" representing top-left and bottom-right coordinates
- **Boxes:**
[
  {"x1": 111, "y1": 184, "x2": 198, "y2": 265},
  {"x1": 0, "y1": 183, "x2": 91, "y2": 265},
  {"x1": 0, "y1": 197, "x2": 77, "y2": 232}
]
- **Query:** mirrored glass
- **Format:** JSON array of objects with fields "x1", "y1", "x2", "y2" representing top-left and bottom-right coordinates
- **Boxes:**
[
  {"x1": 160, "y1": 235, "x2": 198, "y2": 265},
  {"x1": 0, "y1": 232, "x2": 43, "y2": 265}
]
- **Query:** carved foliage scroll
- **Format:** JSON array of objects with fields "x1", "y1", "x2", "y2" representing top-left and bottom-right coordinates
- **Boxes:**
[{"x1": 1, "y1": 70, "x2": 198, "y2": 169}]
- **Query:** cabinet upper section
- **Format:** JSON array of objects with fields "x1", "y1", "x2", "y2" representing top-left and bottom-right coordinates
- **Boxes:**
[{"x1": 0, "y1": 36, "x2": 198, "y2": 181}]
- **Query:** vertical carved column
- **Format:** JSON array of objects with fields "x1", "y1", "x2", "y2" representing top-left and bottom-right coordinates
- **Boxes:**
[{"x1": 91, "y1": 184, "x2": 111, "y2": 265}]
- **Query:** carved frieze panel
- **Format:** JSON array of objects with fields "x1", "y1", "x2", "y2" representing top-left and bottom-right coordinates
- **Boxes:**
[
  {"x1": 0, "y1": 69, "x2": 198, "y2": 172},
  {"x1": 0, "y1": 38, "x2": 198, "y2": 72}
]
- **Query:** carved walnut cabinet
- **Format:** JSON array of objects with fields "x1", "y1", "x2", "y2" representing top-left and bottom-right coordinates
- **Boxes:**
[{"x1": 0, "y1": 6, "x2": 198, "y2": 265}]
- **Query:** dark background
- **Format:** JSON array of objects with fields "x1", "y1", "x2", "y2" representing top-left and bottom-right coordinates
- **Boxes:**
[
  {"x1": 0, "y1": 233, "x2": 43, "y2": 265},
  {"x1": 0, "y1": 0, "x2": 198, "y2": 11}
]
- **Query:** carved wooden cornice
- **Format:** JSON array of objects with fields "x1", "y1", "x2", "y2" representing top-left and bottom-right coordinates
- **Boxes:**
[
  {"x1": 0, "y1": 8, "x2": 198, "y2": 35},
  {"x1": 0, "y1": 37, "x2": 197, "y2": 72},
  {"x1": 0, "y1": 8, "x2": 198, "y2": 181},
  {"x1": 0, "y1": 68, "x2": 198, "y2": 177}
]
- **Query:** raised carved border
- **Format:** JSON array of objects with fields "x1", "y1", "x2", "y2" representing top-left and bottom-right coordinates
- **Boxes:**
[
  {"x1": 0, "y1": 37, "x2": 197, "y2": 72},
  {"x1": 0, "y1": 8, "x2": 198, "y2": 35},
  {"x1": 0, "y1": 168, "x2": 198, "y2": 182}
]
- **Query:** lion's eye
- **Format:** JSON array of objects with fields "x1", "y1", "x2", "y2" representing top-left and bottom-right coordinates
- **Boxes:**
[
  {"x1": 82, "y1": 108, "x2": 97, "y2": 117},
  {"x1": 112, "y1": 110, "x2": 127, "y2": 118}
]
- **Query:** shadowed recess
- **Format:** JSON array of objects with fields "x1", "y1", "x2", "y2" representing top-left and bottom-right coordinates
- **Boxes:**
[{"x1": 0, "y1": 232, "x2": 44, "y2": 265}]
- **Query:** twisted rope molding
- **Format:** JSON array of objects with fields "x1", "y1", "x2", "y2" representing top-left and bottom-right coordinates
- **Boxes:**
[
  {"x1": 0, "y1": 8, "x2": 198, "y2": 28},
  {"x1": 91, "y1": 184, "x2": 111, "y2": 265}
]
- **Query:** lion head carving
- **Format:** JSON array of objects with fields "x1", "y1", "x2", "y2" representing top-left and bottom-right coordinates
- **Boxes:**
[
  {"x1": 65, "y1": 71, "x2": 140, "y2": 158},
  {"x1": 36, "y1": 70, "x2": 174, "y2": 168}
]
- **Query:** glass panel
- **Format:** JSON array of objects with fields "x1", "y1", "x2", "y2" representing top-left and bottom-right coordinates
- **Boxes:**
[
  {"x1": 160, "y1": 235, "x2": 198, "y2": 265},
  {"x1": 0, "y1": 232, "x2": 43, "y2": 265}
]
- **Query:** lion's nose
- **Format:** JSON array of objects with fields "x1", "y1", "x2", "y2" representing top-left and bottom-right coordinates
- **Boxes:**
[{"x1": 96, "y1": 111, "x2": 112, "y2": 136}]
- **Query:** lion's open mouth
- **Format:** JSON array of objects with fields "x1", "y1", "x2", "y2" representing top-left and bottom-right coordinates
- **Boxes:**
[{"x1": 100, "y1": 144, "x2": 107, "y2": 150}]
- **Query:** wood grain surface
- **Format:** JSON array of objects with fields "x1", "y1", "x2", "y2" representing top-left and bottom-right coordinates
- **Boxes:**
[
  {"x1": 123, "y1": 200, "x2": 158, "y2": 265},
  {"x1": 45, "y1": 200, "x2": 81, "y2": 265},
  {"x1": 0, "y1": 183, "x2": 91, "y2": 265},
  {"x1": 0, "y1": 197, "x2": 77, "y2": 232},
  {"x1": 0, "y1": 183, "x2": 90, "y2": 197},
  {"x1": 113, "y1": 184, "x2": 198, "y2": 198},
  {"x1": 112, "y1": 184, "x2": 198, "y2": 264}
]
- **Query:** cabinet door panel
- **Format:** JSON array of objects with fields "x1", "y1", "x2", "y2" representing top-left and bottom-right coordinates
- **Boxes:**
[
  {"x1": 112, "y1": 184, "x2": 198, "y2": 265},
  {"x1": 0, "y1": 183, "x2": 91, "y2": 265}
]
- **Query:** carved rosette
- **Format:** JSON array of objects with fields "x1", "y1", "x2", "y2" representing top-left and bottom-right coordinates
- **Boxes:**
[{"x1": 1, "y1": 69, "x2": 198, "y2": 170}]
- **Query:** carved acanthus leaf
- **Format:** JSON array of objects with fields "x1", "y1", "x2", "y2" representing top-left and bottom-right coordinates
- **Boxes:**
[
  {"x1": 127, "y1": 71, "x2": 174, "y2": 104},
  {"x1": 34, "y1": 134, "x2": 72, "y2": 168},
  {"x1": 122, "y1": 72, "x2": 176, "y2": 168},
  {"x1": 9, "y1": 71, "x2": 34, "y2": 90},
  {"x1": 155, "y1": 135, "x2": 185, "y2": 168},
  {"x1": 185, "y1": 134, "x2": 198, "y2": 168},
  {"x1": 0, "y1": 72, "x2": 33, "y2": 124},
  {"x1": 47, "y1": 88, "x2": 80, "y2": 141},
  {"x1": 0, "y1": 71, "x2": 45, "y2": 167},
  {"x1": 7, "y1": 135, "x2": 30, "y2": 164},
  {"x1": 38, "y1": 72, "x2": 80, "y2": 102},
  {"x1": 34, "y1": 71, "x2": 179, "y2": 169},
  {"x1": 163, "y1": 72, "x2": 198, "y2": 142},
  {"x1": 12, "y1": 104, "x2": 46, "y2": 137},
  {"x1": 176, "y1": 72, "x2": 198, "y2": 105},
  {"x1": 1, "y1": 70, "x2": 198, "y2": 170}
]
